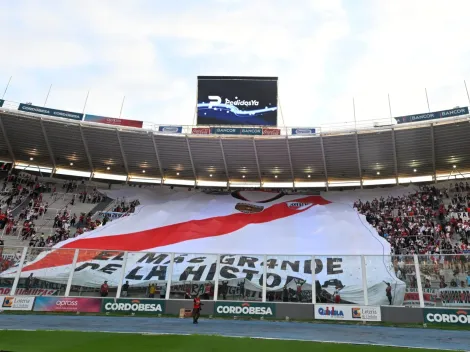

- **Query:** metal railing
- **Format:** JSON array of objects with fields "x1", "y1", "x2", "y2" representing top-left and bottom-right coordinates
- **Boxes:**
[{"x1": 0, "y1": 247, "x2": 469, "y2": 307}]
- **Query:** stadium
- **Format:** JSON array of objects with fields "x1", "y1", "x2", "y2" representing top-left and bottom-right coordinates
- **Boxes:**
[
  {"x1": 1, "y1": 2, "x2": 470, "y2": 349},
  {"x1": 1, "y1": 82, "x2": 470, "y2": 350}
]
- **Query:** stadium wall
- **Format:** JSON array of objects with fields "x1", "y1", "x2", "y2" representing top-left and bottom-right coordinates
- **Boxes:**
[
  {"x1": 275, "y1": 302, "x2": 315, "y2": 320},
  {"x1": 381, "y1": 306, "x2": 424, "y2": 324},
  {"x1": 0, "y1": 295, "x2": 428, "y2": 324},
  {"x1": 165, "y1": 299, "x2": 215, "y2": 316}
]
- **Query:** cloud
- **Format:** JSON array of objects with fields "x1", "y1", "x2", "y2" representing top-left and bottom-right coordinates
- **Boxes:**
[{"x1": 0, "y1": 0, "x2": 469, "y2": 127}]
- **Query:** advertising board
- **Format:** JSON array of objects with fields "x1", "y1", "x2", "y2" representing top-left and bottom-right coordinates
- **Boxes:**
[
  {"x1": 395, "y1": 107, "x2": 469, "y2": 124},
  {"x1": 0, "y1": 296, "x2": 35, "y2": 311},
  {"x1": 192, "y1": 127, "x2": 211, "y2": 134},
  {"x1": 214, "y1": 301, "x2": 275, "y2": 318},
  {"x1": 18, "y1": 103, "x2": 83, "y2": 121},
  {"x1": 314, "y1": 304, "x2": 381, "y2": 322},
  {"x1": 101, "y1": 298, "x2": 165, "y2": 315},
  {"x1": 197, "y1": 76, "x2": 278, "y2": 126},
  {"x1": 84, "y1": 114, "x2": 143, "y2": 128},
  {"x1": 292, "y1": 128, "x2": 316, "y2": 135},
  {"x1": 262, "y1": 128, "x2": 281, "y2": 135},
  {"x1": 33, "y1": 297, "x2": 102, "y2": 313},
  {"x1": 210, "y1": 127, "x2": 263, "y2": 135},
  {"x1": 424, "y1": 308, "x2": 470, "y2": 325},
  {"x1": 158, "y1": 126, "x2": 182, "y2": 133}
]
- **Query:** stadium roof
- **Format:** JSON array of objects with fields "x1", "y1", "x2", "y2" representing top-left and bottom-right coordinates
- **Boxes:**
[{"x1": 0, "y1": 108, "x2": 469, "y2": 189}]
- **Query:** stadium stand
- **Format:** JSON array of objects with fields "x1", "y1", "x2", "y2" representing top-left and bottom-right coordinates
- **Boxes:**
[
  {"x1": 354, "y1": 182, "x2": 469, "y2": 304},
  {"x1": 0, "y1": 104, "x2": 470, "y2": 310},
  {"x1": 356, "y1": 183, "x2": 469, "y2": 256},
  {"x1": 0, "y1": 172, "x2": 113, "y2": 249},
  {"x1": 0, "y1": 171, "x2": 469, "y2": 307}
]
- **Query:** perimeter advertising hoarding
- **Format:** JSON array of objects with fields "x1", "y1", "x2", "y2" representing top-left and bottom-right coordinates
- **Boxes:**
[
  {"x1": 0, "y1": 296, "x2": 35, "y2": 311},
  {"x1": 101, "y1": 298, "x2": 165, "y2": 315},
  {"x1": 33, "y1": 297, "x2": 102, "y2": 313},
  {"x1": 395, "y1": 107, "x2": 469, "y2": 124},
  {"x1": 292, "y1": 128, "x2": 316, "y2": 135},
  {"x1": 262, "y1": 128, "x2": 281, "y2": 135},
  {"x1": 192, "y1": 127, "x2": 211, "y2": 134},
  {"x1": 84, "y1": 114, "x2": 143, "y2": 128},
  {"x1": 18, "y1": 103, "x2": 83, "y2": 121},
  {"x1": 211, "y1": 127, "x2": 262, "y2": 135},
  {"x1": 424, "y1": 308, "x2": 470, "y2": 325},
  {"x1": 158, "y1": 126, "x2": 182, "y2": 133},
  {"x1": 314, "y1": 304, "x2": 381, "y2": 322},
  {"x1": 197, "y1": 76, "x2": 278, "y2": 126},
  {"x1": 214, "y1": 302, "x2": 276, "y2": 318}
]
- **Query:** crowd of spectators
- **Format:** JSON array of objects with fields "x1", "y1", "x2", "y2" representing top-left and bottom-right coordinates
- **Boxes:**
[
  {"x1": 0, "y1": 173, "x2": 122, "y2": 248},
  {"x1": 26, "y1": 188, "x2": 113, "y2": 248},
  {"x1": 0, "y1": 173, "x2": 49, "y2": 231},
  {"x1": 355, "y1": 182, "x2": 470, "y2": 291},
  {"x1": 1, "y1": 173, "x2": 42, "y2": 211},
  {"x1": 354, "y1": 183, "x2": 470, "y2": 256},
  {"x1": 1, "y1": 183, "x2": 140, "y2": 250}
]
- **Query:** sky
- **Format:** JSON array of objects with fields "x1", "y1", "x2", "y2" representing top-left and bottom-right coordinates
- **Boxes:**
[{"x1": 0, "y1": 0, "x2": 469, "y2": 128}]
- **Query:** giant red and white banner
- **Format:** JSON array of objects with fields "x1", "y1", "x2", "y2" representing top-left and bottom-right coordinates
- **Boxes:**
[{"x1": 0, "y1": 189, "x2": 405, "y2": 306}]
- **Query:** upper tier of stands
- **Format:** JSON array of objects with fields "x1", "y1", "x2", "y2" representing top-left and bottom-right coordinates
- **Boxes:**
[{"x1": 1, "y1": 108, "x2": 470, "y2": 187}]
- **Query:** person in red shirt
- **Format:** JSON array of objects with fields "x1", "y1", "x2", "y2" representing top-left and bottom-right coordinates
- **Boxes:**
[
  {"x1": 100, "y1": 281, "x2": 109, "y2": 297},
  {"x1": 334, "y1": 285, "x2": 341, "y2": 304},
  {"x1": 192, "y1": 294, "x2": 203, "y2": 324}
]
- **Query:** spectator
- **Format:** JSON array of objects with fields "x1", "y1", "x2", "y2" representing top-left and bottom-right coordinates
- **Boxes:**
[
  {"x1": 122, "y1": 281, "x2": 129, "y2": 297},
  {"x1": 148, "y1": 283, "x2": 156, "y2": 298},
  {"x1": 100, "y1": 281, "x2": 109, "y2": 297},
  {"x1": 385, "y1": 282, "x2": 392, "y2": 305}
]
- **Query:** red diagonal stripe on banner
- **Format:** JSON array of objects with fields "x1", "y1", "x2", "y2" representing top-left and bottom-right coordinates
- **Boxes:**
[{"x1": 23, "y1": 195, "x2": 330, "y2": 272}]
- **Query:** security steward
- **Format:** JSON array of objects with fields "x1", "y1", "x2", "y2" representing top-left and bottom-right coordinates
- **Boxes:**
[{"x1": 192, "y1": 294, "x2": 203, "y2": 324}]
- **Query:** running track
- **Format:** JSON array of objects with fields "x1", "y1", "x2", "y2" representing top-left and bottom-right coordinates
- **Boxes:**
[{"x1": 0, "y1": 315, "x2": 469, "y2": 351}]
